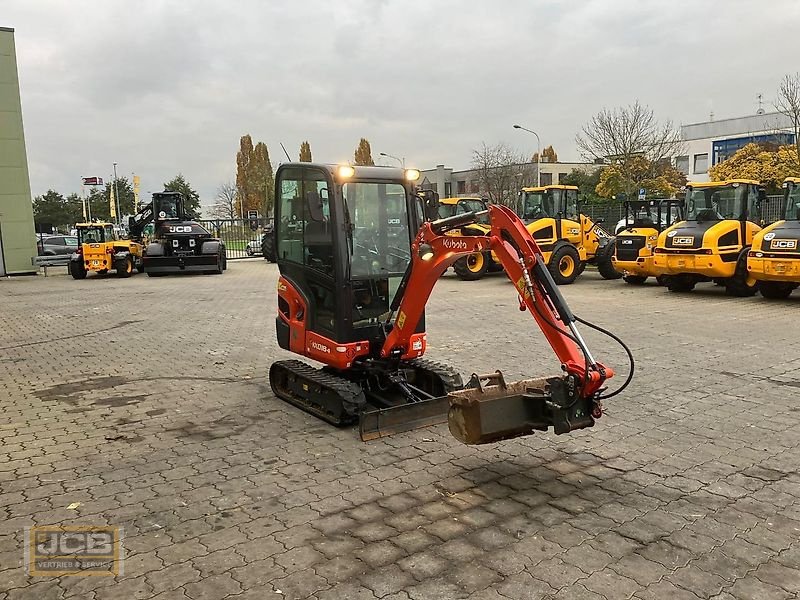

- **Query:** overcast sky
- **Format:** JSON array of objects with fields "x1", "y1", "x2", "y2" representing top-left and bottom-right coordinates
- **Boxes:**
[{"x1": 6, "y1": 0, "x2": 800, "y2": 212}]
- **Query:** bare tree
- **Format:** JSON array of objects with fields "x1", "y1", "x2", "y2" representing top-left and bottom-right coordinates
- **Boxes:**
[
  {"x1": 211, "y1": 181, "x2": 239, "y2": 219},
  {"x1": 576, "y1": 101, "x2": 684, "y2": 197},
  {"x1": 775, "y1": 73, "x2": 800, "y2": 164},
  {"x1": 471, "y1": 142, "x2": 533, "y2": 206}
]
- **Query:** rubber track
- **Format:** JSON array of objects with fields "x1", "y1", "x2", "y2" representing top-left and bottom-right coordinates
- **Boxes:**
[
  {"x1": 406, "y1": 358, "x2": 464, "y2": 393},
  {"x1": 270, "y1": 359, "x2": 366, "y2": 426}
]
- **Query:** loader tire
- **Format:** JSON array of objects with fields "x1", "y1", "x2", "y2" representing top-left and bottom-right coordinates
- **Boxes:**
[
  {"x1": 69, "y1": 261, "x2": 87, "y2": 280},
  {"x1": 758, "y1": 281, "x2": 795, "y2": 300},
  {"x1": 547, "y1": 244, "x2": 581, "y2": 285},
  {"x1": 623, "y1": 275, "x2": 648, "y2": 285},
  {"x1": 454, "y1": 252, "x2": 489, "y2": 281},
  {"x1": 115, "y1": 256, "x2": 133, "y2": 278},
  {"x1": 596, "y1": 243, "x2": 622, "y2": 280},
  {"x1": 665, "y1": 275, "x2": 695, "y2": 293},
  {"x1": 725, "y1": 254, "x2": 758, "y2": 297}
]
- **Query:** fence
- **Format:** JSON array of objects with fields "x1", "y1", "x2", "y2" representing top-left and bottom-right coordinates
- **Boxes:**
[
  {"x1": 196, "y1": 218, "x2": 271, "y2": 260},
  {"x1": 581, "y1": 194, "x2": 786, "y2": 235}
]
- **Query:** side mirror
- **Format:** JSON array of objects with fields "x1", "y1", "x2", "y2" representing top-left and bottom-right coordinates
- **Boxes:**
[
  {"x1": 418, "y1": 189, "x2": 440, "y2": 221},
  {"x1": 305, "y1": 191, "x2": 325, "y2": 222},
  {"x1": 758, "y1": 188, "x2": 768, "y2": 202}
]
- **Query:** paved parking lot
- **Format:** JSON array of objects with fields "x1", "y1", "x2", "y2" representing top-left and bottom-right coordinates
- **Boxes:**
[{"x1": 1, "y1": 260, "x2": 799, "y2": 600}]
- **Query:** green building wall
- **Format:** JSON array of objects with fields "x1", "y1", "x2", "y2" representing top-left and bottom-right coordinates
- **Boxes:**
[{"x1": 0, "y1": 27, "x2": 36, "y2": 275}]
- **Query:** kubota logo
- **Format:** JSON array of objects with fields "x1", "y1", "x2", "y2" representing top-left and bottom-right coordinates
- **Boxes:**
[
  {"x1": 443, "y1": 238, "x2": 468, "y2": 250},
  {"x1": 672, "y1": 236, "x2": 694, "y2": 246},
  {"x1": 770, "y1": 239, "x2": 797, "y2": 250},
  {"x1": 310, "y1": 341, "x2": 330, "y2": 354}
]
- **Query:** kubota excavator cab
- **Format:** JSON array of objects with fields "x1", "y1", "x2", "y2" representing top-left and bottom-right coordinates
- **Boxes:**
[
  {"x1": 269, "y1": 163, "x2": 628, "y2": 443},
  {"x1": 747, "y1": 177, "x2": 800, "y2": 299}
]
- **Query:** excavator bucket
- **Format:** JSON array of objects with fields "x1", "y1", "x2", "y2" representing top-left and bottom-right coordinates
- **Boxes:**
[
  {"x1": 359, "y1": 371, "x2": 598, "y2": 444},
  {"x1": 359, "y1": 396, "x2": 450, "y2": 441},
  {"x1": 447, "y1": 372, "x2": 596, "y2": 445}
]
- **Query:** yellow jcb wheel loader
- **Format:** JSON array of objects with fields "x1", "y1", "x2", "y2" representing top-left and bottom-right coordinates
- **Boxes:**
[
  {"x1": 747, "y1": 177, "x2": 800, "y2": 299},
  {"x1": 612, "y1": 198, "x2": 684, "y2": 285},
  {"x1": 518, "y1": 185, "x2": 620, "y2": 285},
  {"x1": 439, "y1": 197, "x2": 505, "y2": 280},
  {"x1": 653, "y1": 179, "x2": 766, "y2": 296}
]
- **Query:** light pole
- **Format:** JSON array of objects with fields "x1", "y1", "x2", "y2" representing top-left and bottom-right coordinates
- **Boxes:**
[
  {"x1": 513, "y1": 124, "x2": 541, "y2": 187},
  {"x1": 112, "y1": 162, "x2": 121, "y2": 226},
  {"x1": 379, "y1": 152, "x2": 405, "y2": 168}
]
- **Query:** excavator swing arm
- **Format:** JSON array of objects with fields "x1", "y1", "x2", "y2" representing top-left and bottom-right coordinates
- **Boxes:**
[{"x1": 360, "y1": 204, "x2": 615, "y2": 444}]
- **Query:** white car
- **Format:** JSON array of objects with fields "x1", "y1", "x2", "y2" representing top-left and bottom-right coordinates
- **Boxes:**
[{"x1": 246, "y1": 234, "x2": 264, "y2": 256}]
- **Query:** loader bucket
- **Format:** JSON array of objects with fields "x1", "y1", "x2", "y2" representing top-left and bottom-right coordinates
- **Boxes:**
[
  {"x1": 447, "y1": 372, "x2": 596, "y2": 445},
  {"x1": 359, "y1": 396, "x2": 450, "y2": 441}
]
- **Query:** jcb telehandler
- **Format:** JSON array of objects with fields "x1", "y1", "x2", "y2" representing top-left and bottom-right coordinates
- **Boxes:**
[
  {"x1": 128, "y1": 191, "x2": 228, "y2": 276},
  {"x1": 69, "y1": 222, "x2": 143, "y2": 279},
  {"x1": 438, "y1": 197, "x2": 504, "y2": 280},
  {"x1": 516, "y1": 185, "x2": 620, "y2": 284},
  {"x1": 653, "y1": 180, "x2": 765, "y2": 295},
  {"x1": 612, "y1": 198, "x2": 684, "y2": 285},
  {"x1": 747, "y1": 177, "x2": 800, "y2": 299},
  {"x1": 268, "y1": 164, "x2": 631, "y2": 443}
]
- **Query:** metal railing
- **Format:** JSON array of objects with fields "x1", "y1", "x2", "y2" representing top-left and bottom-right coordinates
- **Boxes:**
[{"x1": 196, "y1": 218, "x2": 271, "y2": 260}]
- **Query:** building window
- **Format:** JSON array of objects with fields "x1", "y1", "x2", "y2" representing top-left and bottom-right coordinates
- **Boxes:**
[
  {"x1": 693, "y1": 153, "x2": 708, "y2": 174},
  {"x1": 557, "y1": 172, "x2": 568, "y2": 184},
  {"x1": 540, "y1": 172, "x2": 553, "y2": 186},
  {"x1": 444, "y1": 182, "x2": 451, "y2": 197},
  {"x1": 675, "y1": 155, "x2": 690, "y2": 175},
  {"x1": 457, "y1": 180, "x2": 466, "y2": 195},
  {"x1": 469, "y1": 181, "x2": 479, "y2": 193},
  {"x1": 430, "y1": 182, "x2": 438, "y2": 193}
]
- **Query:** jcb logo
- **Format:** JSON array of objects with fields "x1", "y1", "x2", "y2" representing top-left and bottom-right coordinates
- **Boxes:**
[
  {"x1": 770, "y1": 239, "x2": 797, "y2": 250},
  {"x1": 672, "y1": 236, "x2": 694, "y2": 246},
  {"x1": 168, "y1": 226, "x2": 193, "y2": 233}
]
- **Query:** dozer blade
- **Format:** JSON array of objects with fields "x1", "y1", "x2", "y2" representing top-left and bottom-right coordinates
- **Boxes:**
[
  {"x1": 447, "y1": 371, "x2": 596, "y2": 445},
  {"x1": 359, "y1": 396, "x2": 450, "y2": 441}
]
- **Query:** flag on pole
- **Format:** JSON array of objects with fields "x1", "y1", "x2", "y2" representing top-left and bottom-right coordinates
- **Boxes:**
[
  {"x1": 109, "y1": 185, "x2": 117, "y2": 219},
  {"x1": 81, "y1": 176, "x2": 104, "y2": 186},
  {"x1": 133, "y1": 175, "x2": 141, "y2": 212}
]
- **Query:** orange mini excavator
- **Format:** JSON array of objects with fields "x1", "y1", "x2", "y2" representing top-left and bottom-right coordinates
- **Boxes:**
[{"x1": 269, "y1": 164, "x2": 632, "y2": 443}]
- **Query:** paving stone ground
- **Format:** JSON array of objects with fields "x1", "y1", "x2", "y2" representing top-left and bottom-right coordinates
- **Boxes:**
[{"x1": 0, "y1": 260, "x2": 799, "y2": 600}]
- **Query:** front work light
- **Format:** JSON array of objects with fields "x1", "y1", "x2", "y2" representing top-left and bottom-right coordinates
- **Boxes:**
[
  {"x1": 418, "y1": 243, "x2": 434, "y2": 261},
  {"x1": 405, "y1": 169, "x2": 420, "y2": 182},
  {"x1": 338, "y1": 165, "x2": 355, "y2": 179}
]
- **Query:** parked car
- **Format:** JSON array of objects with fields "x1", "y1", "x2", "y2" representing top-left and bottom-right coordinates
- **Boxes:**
[
  {"x1": 37, "y1": 235, "x2": 79, "y2": 255},
  {"x1": 246, "y1": 234, "x2": 264, "y2": 256}
]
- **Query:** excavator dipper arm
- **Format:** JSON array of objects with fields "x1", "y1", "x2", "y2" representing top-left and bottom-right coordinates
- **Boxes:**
[{"x1": 379, "y1": 204, "x2": 614, "y2": 443}]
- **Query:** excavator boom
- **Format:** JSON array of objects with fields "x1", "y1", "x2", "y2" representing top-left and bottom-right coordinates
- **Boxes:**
[{"x1": 361, "y1": 204, "x2": 614, "y2": 443}]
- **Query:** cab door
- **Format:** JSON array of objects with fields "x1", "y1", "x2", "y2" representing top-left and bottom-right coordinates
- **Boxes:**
[
  {"x1": 558, "y1": 189, "x2": 582, "y2": 244},
  {"x1": 275, "y1": 166, "x2": 339, "y2": 343}
]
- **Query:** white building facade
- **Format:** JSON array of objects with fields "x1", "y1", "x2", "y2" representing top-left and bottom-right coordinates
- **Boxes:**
[
  {"x1": 419, "y1": 161, "x2": 600, "y2": 198},
  {"x1": 677, "y1": 111, "x2": 795, "y2": 182}
]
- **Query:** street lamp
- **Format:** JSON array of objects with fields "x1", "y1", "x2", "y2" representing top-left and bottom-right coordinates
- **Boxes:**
[
  {"x1": 112, "y1": 162, "x2": 121, "y2": 226},
  {"x1": 513, "y1": 124, "x2": 541, "y2": 187},
  {"x1": 379, "y1": 152, "x2": 405, "y2": 168}
]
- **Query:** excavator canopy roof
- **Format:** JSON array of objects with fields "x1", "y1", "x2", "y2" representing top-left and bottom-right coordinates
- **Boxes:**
[
  {"x1": 784, "y1": 177, "x2": 800, "y2": 185},
  {"x1": 281, "y1": 163, "x2": 420, "y2": 183}
]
